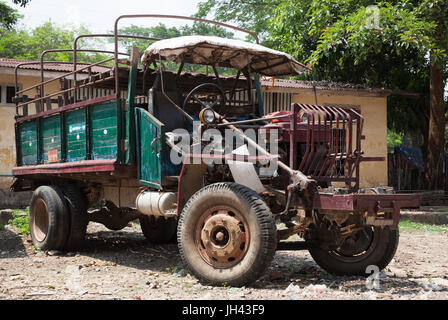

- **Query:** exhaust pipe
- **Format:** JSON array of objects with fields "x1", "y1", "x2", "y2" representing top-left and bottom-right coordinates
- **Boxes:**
[{"x1": 136, "y1": 191, "x2": 177, "y2": 218}]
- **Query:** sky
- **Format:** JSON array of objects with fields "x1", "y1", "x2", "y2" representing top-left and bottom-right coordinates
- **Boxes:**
[{"x1": 6, "y1": 0, "x2": 204, "y2": 33}]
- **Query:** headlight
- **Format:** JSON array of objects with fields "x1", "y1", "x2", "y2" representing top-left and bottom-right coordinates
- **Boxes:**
[{"x1": 199, "y1": 107, "x2": 216, "y2": 124}]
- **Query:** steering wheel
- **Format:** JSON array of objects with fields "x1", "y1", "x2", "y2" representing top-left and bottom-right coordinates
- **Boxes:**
[{"x1": 182, "y1": 83, "x2": 227, "y2": 114}]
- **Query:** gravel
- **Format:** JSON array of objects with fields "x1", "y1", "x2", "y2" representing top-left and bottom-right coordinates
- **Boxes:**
[{"x1": 0, "y1": 221, "x2": 447, "y2": 300}]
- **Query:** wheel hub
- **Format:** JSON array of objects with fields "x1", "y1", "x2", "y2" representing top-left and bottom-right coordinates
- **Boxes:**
[
  {"x1": 198, "y1": 209, "x2": 249, "y2": 268},
  {"x1": 32, "y1": 198, "x2": 49, "y2": 242}
]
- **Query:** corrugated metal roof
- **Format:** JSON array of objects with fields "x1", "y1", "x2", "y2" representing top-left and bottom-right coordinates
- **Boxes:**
[
  {"x1": 0, "y1": 58, "x2": 109, "y2": 73},
  {"x1": 260, "y1": 78, "x2": 419, "y2": 98},
  {"x1": 261, "y1": 78, "x2": 388, "y2": 93}
]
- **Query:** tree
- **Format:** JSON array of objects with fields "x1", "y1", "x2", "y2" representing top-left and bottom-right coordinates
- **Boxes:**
[
  {"x1": 113, "y1": 22, "x2": 234, "y2": 73},
  {"x1": 0, "y1": 1, "x2": 20, "y2": 32},
  {"x1": 115, "y1": 22, "x2": 234, "y2": 53},
  {"x1": 195, "y1": 0, "x2": 277, "y2": 42},
  {"x1": 289, "y1": 0, "x2": 447, "y2": 190},
  {"x1": 12, "y1": 0, "x2": 31, "y2": 6},
  {"x1": 0, "y1": 21, "x2": 106, "y2": 63}
]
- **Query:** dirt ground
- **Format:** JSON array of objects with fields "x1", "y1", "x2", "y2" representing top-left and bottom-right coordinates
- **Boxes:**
[{"x1": 1, "y1": 221, "x2": 447, "y2": 300}]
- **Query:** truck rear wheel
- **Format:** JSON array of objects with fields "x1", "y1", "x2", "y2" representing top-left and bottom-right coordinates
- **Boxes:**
[
  {"x1": 177, "y1": 183, "x2": 277, "y2": 287},
  {"x1": 29, "y1": 185, "x2": 69, "y2": 251},
  {"x1": 309, "y1": 226, "x2": 399, "y2": 276},
  {"x1": 59, "y1": 184, "x2": 88, "y2": 250},
  {"x1": 140, "y1": 216, "x2": 177, "y2": 244}
]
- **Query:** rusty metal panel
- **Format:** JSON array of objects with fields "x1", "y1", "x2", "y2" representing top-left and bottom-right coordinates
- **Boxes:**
[{"x1": 292, "y1": 103, "x2": 364, "y2": 191}]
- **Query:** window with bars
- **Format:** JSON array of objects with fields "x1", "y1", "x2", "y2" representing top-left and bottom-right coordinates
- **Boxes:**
[
  {"x1": 261, "y1": 91, "x2": 293, "y2": 114},
  {"x1": 0, "y1": 84, "x2": 21, "y2": 105}
]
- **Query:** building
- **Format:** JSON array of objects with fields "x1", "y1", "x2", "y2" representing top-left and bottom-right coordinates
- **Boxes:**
[{"x1": 0, "y1": 58, "x2": 107, "y2": 207}]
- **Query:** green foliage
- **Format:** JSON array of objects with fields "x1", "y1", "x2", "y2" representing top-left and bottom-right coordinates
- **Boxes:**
[
  {"x1": 9, "y1": 208, "x2": 29, "y2": 235},
  {"x1": 115, "y1": 22, "x2": 234, "y2": 54},
  {"x1": 399, "y1": 219, "x2": 448, "y2": 234},
  {"x1": 0, "y1": 21, "x2": 107, "y2": 63},
  {"x1": 195, "y1": 0, "x2": 277, "y2": 42},
  {"x1": 114, "y1": 22, "x2": 236, "y2": 74},
  {"x1": 0, "y1": 0, "x2": 21, "y2": 32},
  {"x1": 387, "y1": 130, "x2": 403, "y2": 151}
]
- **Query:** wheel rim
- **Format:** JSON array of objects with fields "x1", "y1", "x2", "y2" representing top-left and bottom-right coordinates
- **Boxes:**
[
  {"x1": 195, "y1": 206, "x2": 250, "y2": 269},
  {"x1": 32, "y1": 198, "x2": 49, "y2": 242},
  {"x1": 328, "y1": 226, "x2": 379, "y2": 263}
]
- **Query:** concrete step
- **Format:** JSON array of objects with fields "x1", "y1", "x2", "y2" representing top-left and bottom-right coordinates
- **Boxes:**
[{"x1": 400, "y1": 207, "x2": 448, "y2": 225}]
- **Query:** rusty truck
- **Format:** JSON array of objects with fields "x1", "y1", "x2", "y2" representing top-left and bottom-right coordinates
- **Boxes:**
[{"x1": 10, "y1": 15, "x2": 421, "y2": 286}]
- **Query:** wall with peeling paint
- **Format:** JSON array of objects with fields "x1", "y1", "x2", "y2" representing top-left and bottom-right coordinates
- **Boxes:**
[
  {"x1": 260, "y1": 87, "x2": 388, "y2": 188},
  {"x1": 0, "y1": 71, "x2": 61, "y2": 192},
  {"x1": 292, "y1": 91, "x2": 388, "y2": 188}
]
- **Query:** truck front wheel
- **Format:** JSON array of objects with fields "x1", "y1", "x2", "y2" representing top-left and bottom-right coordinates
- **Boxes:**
[
  {"x1": 29, "y1": 185, "x2": 69, "y2": 251},
  {"x1": 309, "y1": 226, "x2": 399, "y2": 276},
  {"x1": 177, "y1": 183, "x2": 277, "y2": 287}
]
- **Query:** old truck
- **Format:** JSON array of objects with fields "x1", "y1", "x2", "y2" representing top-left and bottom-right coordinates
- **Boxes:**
[{"x1": 11, "y1": 14, "x2": 420, "y2": 286}]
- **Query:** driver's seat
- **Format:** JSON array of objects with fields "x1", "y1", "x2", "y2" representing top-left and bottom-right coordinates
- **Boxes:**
[{"x1": 148, "y1": 71, "x2": 187, "y2": 132}]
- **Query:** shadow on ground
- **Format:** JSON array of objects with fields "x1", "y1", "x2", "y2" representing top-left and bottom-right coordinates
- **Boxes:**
[
  {"x1": 76, "y1": 228, "x2": 183, "y2": 274},
  {"x1": 68, "y1": 228, "x2": 438, "y2": 296}
]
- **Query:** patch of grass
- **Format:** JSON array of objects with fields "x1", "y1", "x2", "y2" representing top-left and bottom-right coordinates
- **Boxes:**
[
  {"x1": 9, "y1": 207, "x2": 30, "y2": 235},
  {"x1": 0, "y1": 224, "x2": 5, "y2": 231},
  {"x1": 166, "y1": 265, "x2": 183, "y2": 273},
  {"x1": 399, "y1": 220, "x2": 448, "y2": 234}
]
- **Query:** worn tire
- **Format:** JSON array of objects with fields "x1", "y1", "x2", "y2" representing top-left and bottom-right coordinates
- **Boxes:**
[
  {"x1": 59, "y1": 184, "x2": 88, "y2": 251},
  {"x1": 177, "y1": 182, "x2": 277, "y2": 287},
  {"x1": 309, "y1": 227, "x2": 399, "y2": 276},
  {"x1": 29, "y1": 185, "x2": 70, "y2": 251},
  {"x1": 140, "y1": 216, "x2": 177, "y2": 244}
]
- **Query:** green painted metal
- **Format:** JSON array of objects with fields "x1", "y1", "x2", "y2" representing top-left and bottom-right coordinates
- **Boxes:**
[
  {"x1": 135, "y1": 107, "x2": 164, "y2": 189},
  {"x1": 91, "y1": 102, "x2": 118, "y2": 160},
  {"x1": 65, "y1": 109, "x2": 87, "y2": 162},
  {"x1": 41, "y1": 115, "x2": 61, "y2": 163},
  {"x1": 254, "y1": 74, "x2": 264, "y2": 117},
  {"x1": 19, "y1": 120, "x2": 38, "y2": 165},
  {"x1": 125, "y1": 47, "x2": 139, "y2": 165},
  {"x1": 16, "y1": 100, "x2": 120, "y2": 167}
]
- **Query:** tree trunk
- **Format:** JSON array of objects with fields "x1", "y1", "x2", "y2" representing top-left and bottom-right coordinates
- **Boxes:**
[{"x1": 426, "y1": 55, "x2": 446, "y2": 190}]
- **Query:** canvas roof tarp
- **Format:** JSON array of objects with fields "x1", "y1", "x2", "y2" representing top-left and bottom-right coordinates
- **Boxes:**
[{"x1": 141, "y1": 35, "x2": 309, "y2": 76}]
